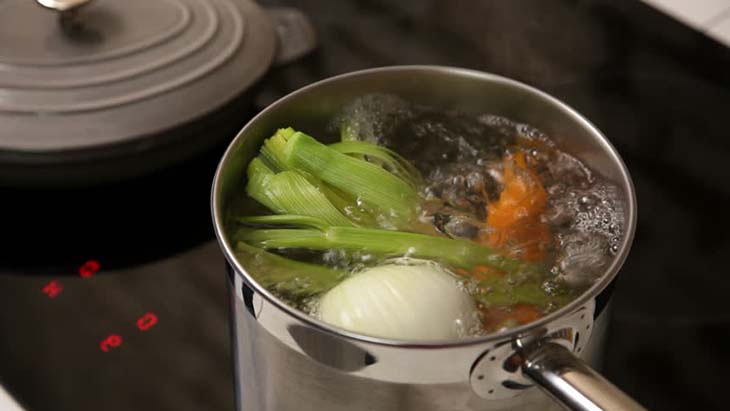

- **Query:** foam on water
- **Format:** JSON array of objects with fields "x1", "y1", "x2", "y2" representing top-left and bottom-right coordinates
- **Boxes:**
[
  {"x1": 332, "y1": 93, "x2": 413, "y2": 144},
  {"x1": 544, "y1": 181, "x2": 624, "y2": 287}
]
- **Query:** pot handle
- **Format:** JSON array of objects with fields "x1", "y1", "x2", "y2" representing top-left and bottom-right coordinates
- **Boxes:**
[
  {"x1": 521, "y1": 342, "x2": 647, "y2": 411},
  {"x1": 265, "y1": 7, "x2": 317, "y2": 66}
]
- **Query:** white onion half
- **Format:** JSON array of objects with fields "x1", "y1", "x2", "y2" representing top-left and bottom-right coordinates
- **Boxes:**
[{"x1": 316, "y1": 262, "x2": 479, "y2": 340}]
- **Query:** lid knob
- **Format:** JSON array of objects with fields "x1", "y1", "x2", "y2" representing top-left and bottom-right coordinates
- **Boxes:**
[
  {"x1": 36, "y1": 0, "x2": 93, "y2": 12},
  {"x1": 36, "y1": 0, "x2": 94, "y2": 32}
]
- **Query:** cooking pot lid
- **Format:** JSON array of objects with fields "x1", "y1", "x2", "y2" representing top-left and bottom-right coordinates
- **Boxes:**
[{"x1": 0, "y1": 0, "x2": 276, "y2": 153}]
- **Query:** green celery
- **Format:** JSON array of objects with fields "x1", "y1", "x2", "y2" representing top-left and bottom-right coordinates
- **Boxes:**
[
  {"x1": 245, "y1": 158, "x2": 280, "y2": 212},
  {"x1": 235, "y1": 219, "x2": 532, "y2": 274},
  {"x1": 238, "y1": 214, "x2": 331, "y2": 231},
  {"x1": 235, "y1": 217, "x2": 555, "y2": 306},
  {"x1": 246, "y1": 160, "x2": 354, "y2": 227},
  {"x1": 235, "y1": 242, "x2": 345, "y2": 298},
  {"x1": 260, "y1": 127, "x2": 295, "y2": 171},
  {"x1": 328, "y1": 141, "x2": 422, "y2": 188},
  {"x1": 281, "y1": 132, "x2": 420, "y2": 226}
]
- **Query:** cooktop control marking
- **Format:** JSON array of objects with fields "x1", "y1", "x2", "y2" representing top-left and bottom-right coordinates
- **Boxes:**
[
  {"x1": 99, "y1": 313, "x2": 160, "y2": 352},
  {"x1": 78, "y1": 260, "x2": 100, "y2": 278},
  {"x1": 99, "y1": 334, "x2": 123, "y2": 352},
  {"x1": 41, "y1": 260, "x2": 100, "y2": 298},
  {"x1": 136, "y1": 312, "x2": 158, "y2": 331},
  {"x1": 36, "y1": 259, "x2": 160, "y2": 352},
  {"x1": 41, "y1": 280, "x2": 63, "y2": 298}
]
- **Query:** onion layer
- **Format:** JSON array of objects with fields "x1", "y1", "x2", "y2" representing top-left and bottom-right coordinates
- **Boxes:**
[{"x1": 317, "y1": 263, "x2": 479, "y2": 340}]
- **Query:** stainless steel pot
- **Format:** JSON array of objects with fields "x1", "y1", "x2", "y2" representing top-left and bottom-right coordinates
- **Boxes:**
[{"x1": 212, "y1": 66, "x2": 642, "y2": 411}]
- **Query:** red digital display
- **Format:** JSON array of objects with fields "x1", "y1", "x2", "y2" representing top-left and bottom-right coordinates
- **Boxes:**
[
  {"x1": 99, "y1": 334, "x2": 123, "y2": 352},
  {"x1": 42, "y1": 280, "x2": 63, "y2": 298},
  {"x1": 78, "y1": 259, "x2": 100, "y2": 278},
  {"x1": 136, "y1": 312, "x2": 158, "y2": 331},
  {"x1": 39, "y1": 259, "x2": 160, "y2": 352}
]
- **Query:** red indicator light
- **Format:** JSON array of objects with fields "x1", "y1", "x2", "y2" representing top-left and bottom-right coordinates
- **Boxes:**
[
  {"x1": 79, "y1": 260, "x2": 100, "y2": 278},
  {"x1": 136, "y1": 312, "x2": 158, "y2": 331},
  {"x1": 100, "y1": 334, "x2": 122, "y2": 352},
  {"x1": 42, "y1": 280, "x2": 63, "y2": 298}
]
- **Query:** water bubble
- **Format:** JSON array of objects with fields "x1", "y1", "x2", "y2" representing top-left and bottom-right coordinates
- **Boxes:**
[
  {"x1": 542, "y1": 280, "x2": 559, "y2": 295},
  {"x1": 558, "y1": 232, "x2": 610, "y2": 287},
  {"x1": 332, "y1": 93, "x2": 413, "y2": 145}
]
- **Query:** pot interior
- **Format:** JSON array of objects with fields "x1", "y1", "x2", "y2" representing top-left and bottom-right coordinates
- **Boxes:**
[{"x1": 213, "y1": 66, "x2": 636, "y2": 345}]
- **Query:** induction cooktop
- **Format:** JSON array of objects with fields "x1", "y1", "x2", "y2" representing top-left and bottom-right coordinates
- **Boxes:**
[{"x1": 2, "y1": 1, "x2": 729, "y2": 410}]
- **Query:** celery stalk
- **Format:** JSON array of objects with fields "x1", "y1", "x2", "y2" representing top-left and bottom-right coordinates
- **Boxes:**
[
  {"x1": 238, "y1": 214, "x2": 331, "y2": 231},
  {"x1": 260, "y1": 127, "x2": 295, "y2": 171},
  {"x1": 235, "y1": 222, "x2": 531, "y2": 274},
  {"x1": 235, "y1": 242, "x2": 345, "y2": 298},
  {"x1": 328, "y1": 141, "x2": 422, "y2": 188},
  {"x1": 245, "y1": 158, "x2": 280, "y2": 212},
  {"x1": 235, "y1": 220, "x2": 555, "y2": 306},
  {"x1": 246, "y1": 160, "x2": 354, "y2": 227},
  {"x1": 281, "y1": 132, "x2": 420, "y2": 227},
  {"x1": 236, "y1": 213, "x2": 560, "y2": 306}
]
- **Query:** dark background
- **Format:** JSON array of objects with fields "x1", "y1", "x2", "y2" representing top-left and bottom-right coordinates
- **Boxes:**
[{"x1": 1, "y1": 0, "x2": 730, "y2": 410}]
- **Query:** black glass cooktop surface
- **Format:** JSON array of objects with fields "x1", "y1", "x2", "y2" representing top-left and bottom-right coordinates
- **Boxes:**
[{"x1": 2, "y1": 1, "x2": 729, "y2": 410}]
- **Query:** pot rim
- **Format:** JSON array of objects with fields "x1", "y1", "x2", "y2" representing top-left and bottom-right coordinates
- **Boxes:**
[{"x1": 211, "y1": 65, "x2": 637, "y2": 348}]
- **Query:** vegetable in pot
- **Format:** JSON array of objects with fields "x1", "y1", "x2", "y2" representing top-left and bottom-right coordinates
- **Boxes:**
[
  {"x1": 235, "y1": 242, "x2": 345, "y2": 300},
  {"x1": 251, "y1": 127, "x2": 422, "y2": 230},
  {"x1": 231, "y1": 94, "x2": 624, "y2": 339},
  {"x1": 236, "y1": 214, "x2": 528, "y2": 273},
  {"x1": 317, "y1": 262, "x2": 480, "y2": 340}
]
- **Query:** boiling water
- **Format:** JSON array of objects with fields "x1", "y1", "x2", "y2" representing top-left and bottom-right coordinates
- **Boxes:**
[
  {"x1": 336, "y1": 94, "x2": 623, "y2": 289},
  {"x1": 242, "y1": 94, "x2": 625, "y2": 336}
]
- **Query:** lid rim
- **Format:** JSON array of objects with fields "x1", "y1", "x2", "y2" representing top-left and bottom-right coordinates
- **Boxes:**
[{"x1": 0, "y1": 0, "x2": 278, "y2": 159}]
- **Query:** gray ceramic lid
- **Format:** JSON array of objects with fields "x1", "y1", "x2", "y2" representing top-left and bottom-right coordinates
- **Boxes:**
[{"x1": 0, "y1": 0, "x2": 276, "y2": 154}]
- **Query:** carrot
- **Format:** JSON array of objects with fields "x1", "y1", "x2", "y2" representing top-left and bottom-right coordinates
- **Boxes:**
[
  {"x1": 470, "y1": 264, "x2": 503, "y2": 281},
  {"x1": 508, "y1": 304, "x2": 543, "y2": 324},
  {"x1": 480, "y1": 151, "x2": 551, "y2": 262},
  {"x1": 480, "y1": 304, "x2": 543, "y2": 331}
]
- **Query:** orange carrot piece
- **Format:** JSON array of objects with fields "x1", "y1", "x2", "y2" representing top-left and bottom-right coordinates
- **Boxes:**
[
  {"x1": 480, "y1": 304, "x2": 543, "y2": 331},
  {"x1": 470, "y1": 264, "x2": 503, "y2": 281},
  {"x1": 481, "y1": 151, "x2": 551, "y2": 262},
  {"x1": 509, "y1": 304, "x2": 542, "y2": 324}
]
